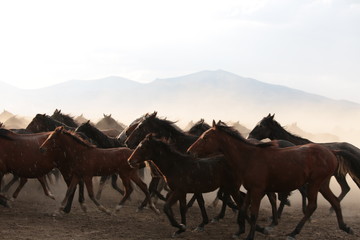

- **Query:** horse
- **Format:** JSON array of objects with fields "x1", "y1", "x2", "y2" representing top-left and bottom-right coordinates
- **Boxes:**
[
  {"x1": 51, "y1": 109, "x2": 79, "y2": 128},
  {"x1": 248, "y1": 114, "x2": 360, "y2": 208},
  {"x1": 187, "y1": 121, "x2": 353, "y2": 240},
  {"x1": 127, "y1": 134, "x2": 244, "y2": 236},
  {"x1": 75, "y1": 121, "x2": 126, "y2": 199},
  {"x1": 0, "y1": 129, "x2": 56, "y2": 203},
  {"x1": 26, "y1": 113, "x2": 75, "y2": 133},
  {"x1": 125, "y1": 113, "x2": 269, "y2": 221},
  {"x1": 187, "y1": 119, "x2": 211, "y2": 136},
  {"x1": 39, "y1": 126, "x2": 160, "y2": 215},
  {"x1": 95, "y1": 114, "x2": 125, "y2": 133},
  {"x1": 25, "y1": 113, "x2": 86, "y2": 213}
]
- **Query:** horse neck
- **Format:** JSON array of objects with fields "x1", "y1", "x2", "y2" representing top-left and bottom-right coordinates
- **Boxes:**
[
  {"x1": 148, "y1": 142, "x2": 187, "y2": 176},
  {"x1": 217, "y1": 132, "x2": 253, "y2": 172},
  {"x1": 269, "y1": 124, "x2": 312, "y2": 145},
  {"x1": 168, "y1": 132, "x2": 198, "y2": 152}
]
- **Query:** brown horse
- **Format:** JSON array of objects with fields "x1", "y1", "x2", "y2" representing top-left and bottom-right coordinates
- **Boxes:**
[
  {"x1": 39, "y1": 126, "x2": 159, "y2": 215},
  {"x1": 187, "y1": 121, "x2": 353, "y2": 240},
  {"x1": 127, "y1": 134, "x2": 244, "y2": 237},
  {"x1": 0, "y1": 129, "x2": 56, "y2": 203}
]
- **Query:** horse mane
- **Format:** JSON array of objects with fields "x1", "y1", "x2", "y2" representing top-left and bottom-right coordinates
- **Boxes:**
[
  {"x1": 60, "y1": 128, "x2": 96, "y2": 148},
  {"x1": 216, "y1": 122, "x2": 273, "y2": 148},
  {"x1": 263, "y1": 115, "x2": 311, "y2": 144},
  {"x1": 147, "y1": 116, "x2": 187, "y2": 137},
  {"x1": 0, "y1": 128, "x2": 15, "y2": 140},
  {"x1": 52, "y1": 109, "x2": 78, "y2": 127}
]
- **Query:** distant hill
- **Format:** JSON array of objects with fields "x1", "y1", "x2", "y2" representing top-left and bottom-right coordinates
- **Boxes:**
[{"x1": 1, "y1": 70, "x2": 360, "y2": 141}]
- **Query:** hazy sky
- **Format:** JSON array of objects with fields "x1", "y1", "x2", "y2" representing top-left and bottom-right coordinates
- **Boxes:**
[{"x1": 1, "y1": 0, "x2": 359, "y2": 102}]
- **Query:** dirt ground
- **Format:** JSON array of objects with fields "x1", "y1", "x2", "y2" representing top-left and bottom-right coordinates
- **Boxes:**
[{"x1": 0, "y1": 176, "x2": 359, "y2": 240}]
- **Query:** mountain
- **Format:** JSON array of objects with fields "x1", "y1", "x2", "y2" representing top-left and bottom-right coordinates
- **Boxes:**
[{"x1": 1, "y1": 70, "x2": 360, "y2": 137}]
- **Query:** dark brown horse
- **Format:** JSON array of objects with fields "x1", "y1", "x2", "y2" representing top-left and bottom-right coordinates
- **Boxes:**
[
  {"x1": 39, "y1": 126, "x2": 159, "y2": 215},
  {"x1": 188, "y1": 121, "x2": 353, "y2": 240},
  {"x1": 248, "y1": 114, "x2": 360, "y2": 207},
  {"x1": 128, "y1": 134, "x2": 243, "y2": 236},
  {"x1": 51, "y1": 109, "x2": 79, "y2": 128},
  {"x1": 0, "y1": 129, "x2": 56, "y2": 203}
]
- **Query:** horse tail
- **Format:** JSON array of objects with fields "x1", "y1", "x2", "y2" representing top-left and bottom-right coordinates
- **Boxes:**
[{"x1": 333, "y1": 150, "x2": 360, "y2": 188}]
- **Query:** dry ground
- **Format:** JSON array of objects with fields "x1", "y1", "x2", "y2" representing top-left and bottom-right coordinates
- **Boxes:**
[{"x1": 0, "y1": 177, "x2": 359, "y2": 240}]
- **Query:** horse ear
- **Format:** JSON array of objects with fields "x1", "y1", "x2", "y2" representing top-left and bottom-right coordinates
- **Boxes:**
[
  {"x1": 109, "y1": 114, "x2": 112, "y2": 118},
  {"x1": 270, "y1": 114, "x2": 275, "y2": 120},
  {"x1": 212, "y1": 120, "x2": 216, "y2": 127}
]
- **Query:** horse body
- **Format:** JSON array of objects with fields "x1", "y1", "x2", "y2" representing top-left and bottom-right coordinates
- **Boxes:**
[
  {"x1": 188, "y1": 121, "x2": 352, "y2": 239},
  {"x1": 128, "y1": 135, "x2": 241, "y2": 235},
  {"x1": 0, "y1": 129, "x2": 56, "y2": 201},
  {"x1": 248, "y1": 114, "x2": 360, "y2": 201},
  {"x1": 39, "y1": 126, "x2": 159, "y2": 215}
]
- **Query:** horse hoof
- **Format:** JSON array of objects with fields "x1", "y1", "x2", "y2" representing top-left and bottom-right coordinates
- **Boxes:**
[
  {"x1": 344, "y1": 226, "x2": 354, "y2": 235},
  {"x1": 115, "y1": 204, "x2": 123, "y2": 212},
  {"x1": 193, "y1": 226, "x2": 204, "y2": 232},
  {"x1": 9, "y1": 197, "x2": 15, "y2": 202},
  {"x1": 48, "y1": 194, "x2": 56, "y2": 200},
  {"x1": 211, "y1": 218, "x2": 219, "y2": 223},
  {"x1": 232, "y1": 234, "x2": 240, "y2": 239},
  {"x1": 172, "y1": 225, "x2": 186, "y2": 238},
  {"x1": 286, "y1": 236, "x2": 296, "y2": 240},
  {"x1": 264, "y1": 227, "x2": 272, "y2": 235}
]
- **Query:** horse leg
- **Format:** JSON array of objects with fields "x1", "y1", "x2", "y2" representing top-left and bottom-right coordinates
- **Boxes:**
[
  {"x1": 59, "y1": 176, "x2": 80, "y2": 212},
  {"x1": 130, "y1": 173, "x2": 160, "y2": 215},
  {"x1": 11, "y1": 178, "x2": 28, "y2": 200},
  {"x1": 299, "y1": 185, "x2": 308, "y2": 215},
  {"x1": 115, "y1": 176, "x2": 133, "y2": 211},
  {"x1": 319, "y1": 178, "x2": 353, "y2": 234},
  {"x1": 96, "y1": 175, "x2": 109, "y2": 200},
  {"x1": 186, "y1": 194, "x2": 197, "y2": 209},
  {"x1": 163, "y1": 191, "x2": 186, "y2": 237},
  {"x1": 266, "y1": 192, "x2": 278, "y2": 227},
  {"x1": 78, "y1": 180, "x2": 87, "y2": 212},
  {"x1": 193, "y1": 193, "x2": 209, "y2": 232},
  {"x1": 245, "y1": 190, "x2": 265, "y2": 240},
  {"x1": 232, "y1": 189, "x2": 249, "y2": 238},
  {"x1": 2, "y1": 175, "x2": 19, "y2": 193},
  {"x1": 138, "y1": 176, "x2": 163, "y2": 210},
  {"x1": 212, "y1": 190, "x2": 230, "y2": 222},
  {"x1": 83, "y1": 176, "x2": 111, "y2": 215},
  {"x1": 277, "y1": 192, "x2": 287, "y2": 220},
  {"x1": 179, "y1": 193, "x2": 188, "y2": 227},
  {"x1": 287, "y1": 183, "x2": 320, "y2": 239},
  {"x1": 0, "y1": 194, "x2": 10, "y2": 208},
  {"x1": 110, "y1": 174, "x2": 125, "y2": 195},
  {"x1": 37, "y1": 176, "x2": 55, "y2": 200},
  {"x1": 332, "y1": 174, "x2": 350, "y2": 212}
]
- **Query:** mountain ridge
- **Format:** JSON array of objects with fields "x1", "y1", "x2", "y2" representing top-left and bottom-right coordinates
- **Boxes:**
[{"x1": 0, "y1": 70, "x2": 359, "y2": 134}]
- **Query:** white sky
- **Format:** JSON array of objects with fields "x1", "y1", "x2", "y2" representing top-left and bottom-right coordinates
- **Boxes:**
[{"x1": 0, "y1": 0, "x2": 359, "y2": 102}]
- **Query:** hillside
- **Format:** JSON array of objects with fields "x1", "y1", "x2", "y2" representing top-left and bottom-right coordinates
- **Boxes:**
[{"x1": 1, "y1": 70, "x2": 360, "y2": 137}]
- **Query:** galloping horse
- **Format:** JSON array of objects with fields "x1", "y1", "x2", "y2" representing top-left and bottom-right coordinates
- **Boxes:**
[
  {"x1": 187, "y1": 121, "x2": 353, "y2": 240},
  {"x1": 0, "y1": 129, "x2": 56, "y2": 202},
  {"x1": 248, "y1": 114, "x2": 360, "y2": 207},
  {"x1": 128, "y1": 134, "x2": 243, "y2": 236},
  {"x1": 39, "y1": 127, "x2": 159, "y2": 215},
  {"x1": 26, "y1": 113, "x2": 85, "y2": 214},
  {"x1": 125, "y1": 114, "x2": 280, "y2": 223},
  {"x1": 75, "y1": 121, "x2": 126, "y2": 199}
]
